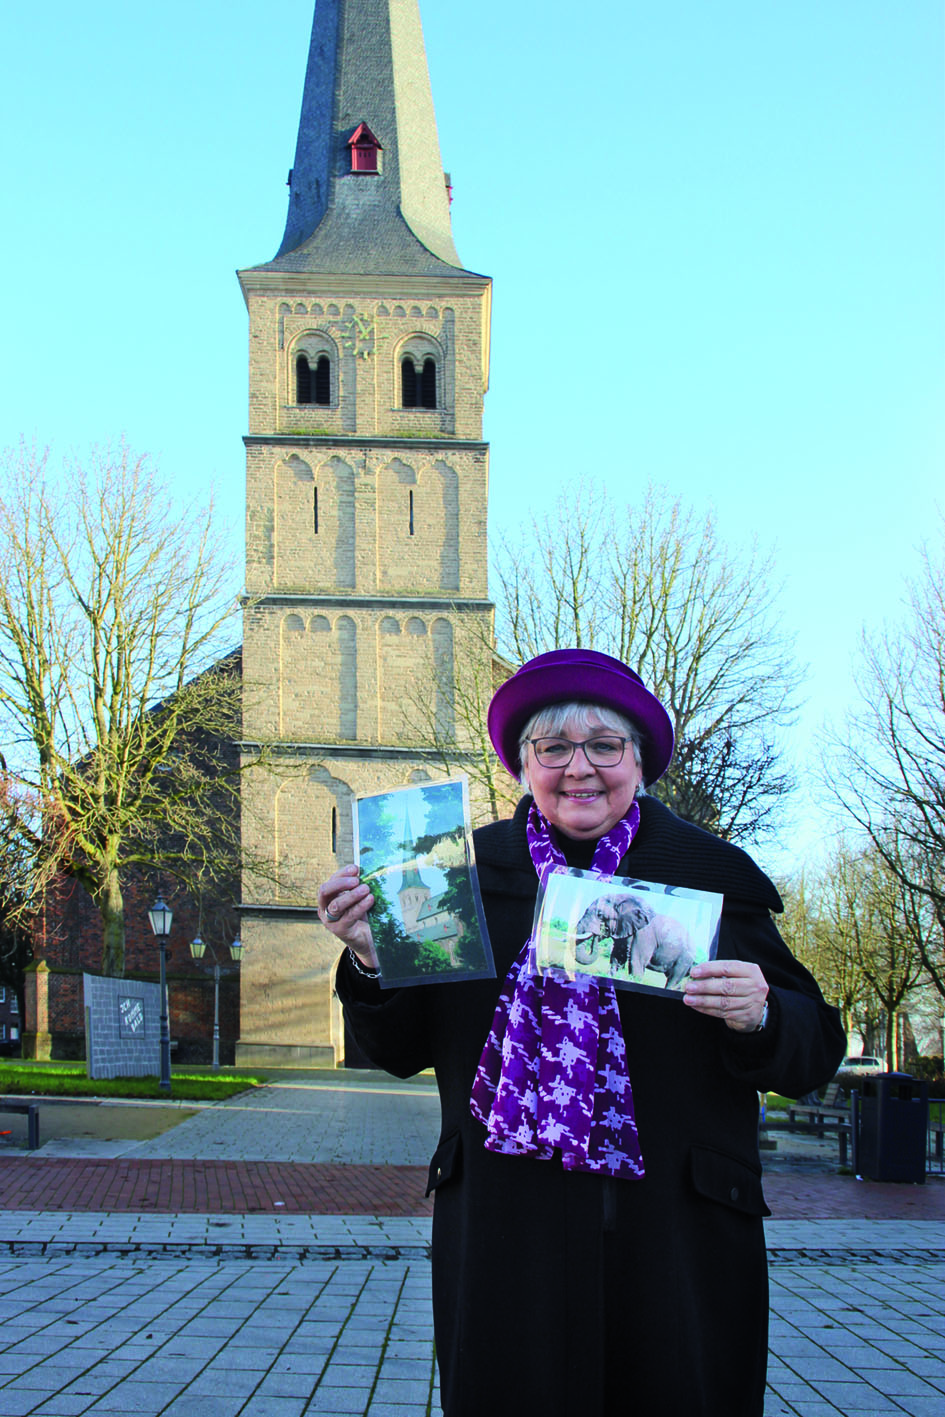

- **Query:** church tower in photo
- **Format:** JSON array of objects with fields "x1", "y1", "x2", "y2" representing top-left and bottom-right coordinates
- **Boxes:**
[{"x1": 236, "y1": 0, "x2": 493, "y2": 1065}]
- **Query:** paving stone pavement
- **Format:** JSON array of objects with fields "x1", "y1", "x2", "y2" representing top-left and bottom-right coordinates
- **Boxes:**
[
  {"x1": 10, "y1": 1071, "x2": 444, "y2": 1166},
  {"x1": 0, "y1": 1071, "x2": 941, "y2": 1415}
]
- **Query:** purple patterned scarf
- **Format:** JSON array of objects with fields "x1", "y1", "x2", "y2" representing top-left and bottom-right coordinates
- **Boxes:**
[{"x1": 470, "y1": 801, "x2": 645, "y2": 1180}]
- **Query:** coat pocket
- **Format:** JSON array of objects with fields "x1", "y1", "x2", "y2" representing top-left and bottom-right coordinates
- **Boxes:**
[
  {"x1": 690, "y1": 1144, "x2": 770, "y2": 1217},
  {"x1": 426, "y1": 1131, "x2": 461, "y2": 1197}
]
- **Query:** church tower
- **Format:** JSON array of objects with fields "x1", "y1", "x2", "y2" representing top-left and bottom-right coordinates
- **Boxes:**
[{"x1": 236, "y1": 0, "x2": 493, "y2": 1065}]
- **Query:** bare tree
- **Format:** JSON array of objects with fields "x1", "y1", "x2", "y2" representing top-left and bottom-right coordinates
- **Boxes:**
[
  {"x1": 779, "y1": 874, "x2": 851, "y2": 1028},
  {"x1": 0, "y1": 442, "x2": 251, "y2": 976},
  {"x1": 493, "y1": 483, "x2": 802, "y2": 841},
  {"x1": 830, "y1": 528, "x2": 945, "y2": 995},
  {"x1": 787, "y1": 843, "x2": 929, "y2": 1067},
  {"x1": 835, "y1": 845, "x2": 930, "y2": 1069}
]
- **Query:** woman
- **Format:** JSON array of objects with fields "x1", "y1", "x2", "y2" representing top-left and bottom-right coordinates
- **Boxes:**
[{"x1": 320, "y1": 648, "x2": 845, "y2": 1417}]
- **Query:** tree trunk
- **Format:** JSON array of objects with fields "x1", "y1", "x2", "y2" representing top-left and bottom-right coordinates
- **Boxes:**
[
  {"x1": 97, "y1": 869, "x2": 126, "y2": 978},
  {"x1": 884, "y1": 1008, "x2": 896, "y2": 1072}
]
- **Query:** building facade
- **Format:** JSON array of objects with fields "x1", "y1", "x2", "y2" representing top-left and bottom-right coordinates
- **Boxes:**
[{"x1": 236, "y1": 0, "x2": 493, "y2": 1066}]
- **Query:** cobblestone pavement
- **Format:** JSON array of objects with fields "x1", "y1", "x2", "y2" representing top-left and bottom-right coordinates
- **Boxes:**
[
  {"x1": 0, "y1": 1219, "x2": 439, "y2": 1417},
  {"x1": 0, "y1": 1072, "x2": 941, "y2": 1415},
  {"x1": 764, "y1": 1221, "x2": 945, "y2": 1417},
  {"x1": 0, "y1": 1214, "x2": 941, "y2": 1417},
  {"x1": 0, "y1": 1071, "x2": 443, "y2": 1166}
]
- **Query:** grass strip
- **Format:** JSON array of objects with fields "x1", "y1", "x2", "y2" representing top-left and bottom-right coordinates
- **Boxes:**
[{"x1": 0, "y1": 1062, "x2": 264, "y2": 1102}]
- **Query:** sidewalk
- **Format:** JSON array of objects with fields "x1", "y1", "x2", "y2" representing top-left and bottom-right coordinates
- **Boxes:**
[{"x1": 0, "y1": 1071, "x2": 942, "y2": 1416}]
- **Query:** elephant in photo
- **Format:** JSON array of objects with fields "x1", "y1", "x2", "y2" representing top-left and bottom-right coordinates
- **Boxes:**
[
  {"x1": 574, "y1": 894, "x2": 650, "y2": 972},
  {"x1": 574, "y1": 892, "x2": 697, "y2": 988}
]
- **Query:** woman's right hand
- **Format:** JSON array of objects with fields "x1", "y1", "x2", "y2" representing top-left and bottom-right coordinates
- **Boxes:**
[{"x1": 318, "y1": 864, "x2": 379, "y2": 970}]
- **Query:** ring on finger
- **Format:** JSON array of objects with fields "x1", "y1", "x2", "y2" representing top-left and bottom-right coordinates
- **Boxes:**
[{"x1": 325, "y1": 904, "x2": 341, "y2": 922}]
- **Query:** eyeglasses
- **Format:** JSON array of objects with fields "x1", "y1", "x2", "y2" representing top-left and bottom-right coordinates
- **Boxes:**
[{"x1": 525, "y1": 735, "x2": 630, "y2": 768}]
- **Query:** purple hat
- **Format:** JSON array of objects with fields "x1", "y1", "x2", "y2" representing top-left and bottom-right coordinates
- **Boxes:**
[{"x1": 487, "y1": 648, "x2": 675, "y2": 785}]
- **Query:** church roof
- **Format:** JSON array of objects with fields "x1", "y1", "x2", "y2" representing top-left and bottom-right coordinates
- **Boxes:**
[
  {"x1": 398, "y1": 861, "x2": 429, "y2": 893},
  {"x1": 415, "y1": 893, "x2": 447, "y2": 922},
  {"x1": 253, "y1": 0, "x2": 470, "y2": 278}
]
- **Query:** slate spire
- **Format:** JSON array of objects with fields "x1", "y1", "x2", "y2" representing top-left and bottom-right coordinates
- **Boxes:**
[{"x1": 266, "y1": 0, "x2": 464, "y2": 275}]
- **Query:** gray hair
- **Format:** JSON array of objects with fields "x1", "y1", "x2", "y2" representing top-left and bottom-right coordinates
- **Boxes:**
[{"x1": 518, "y1": 700, "x2": 645, "y2": 792}]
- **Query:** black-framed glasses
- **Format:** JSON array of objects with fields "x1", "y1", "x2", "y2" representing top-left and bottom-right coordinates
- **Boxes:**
[{"x1": 525, "y1": 735, "x2": 630, "y2": 768}]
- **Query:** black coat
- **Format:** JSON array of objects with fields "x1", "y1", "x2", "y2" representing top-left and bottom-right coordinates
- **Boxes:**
[{"x1": 337, "y1": 796, "x2": 845, "y2": 1417}]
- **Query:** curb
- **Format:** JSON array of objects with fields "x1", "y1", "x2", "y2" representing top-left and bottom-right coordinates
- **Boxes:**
[
  {"x1": 0, "y1": 1240, "x2": 433, "y2": 1262},
  {"x1": 2, "y1": 1239, "x2": 940, "y2": 1265}
]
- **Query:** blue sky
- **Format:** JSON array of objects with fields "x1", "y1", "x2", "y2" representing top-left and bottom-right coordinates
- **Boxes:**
[{"x1": 1, "y1": 1, "x2": 942, "y2": 869}]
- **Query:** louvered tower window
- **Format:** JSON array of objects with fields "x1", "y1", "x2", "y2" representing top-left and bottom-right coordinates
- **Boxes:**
[
  {"x1": 420, "y1": 357, "x2": 436, "y2": 408},
  {"x1": 313, "y1": 355, "x2": 330, "y2": 404},
  {"x1": 297, "y1": 354, "x2": 312, "y2": 404},
  {"x1": 401, "y1": 356, "x2": 437, "y2": 409},
  {"x1": 347, "y1": 122, "x2": 382, "y2": 174},
  {"x1": 401, "y1": 357, "x2": 418, "y2": 407},
  {"x1": 297, "y1": 354, "x2": 331, "y2": 406}
]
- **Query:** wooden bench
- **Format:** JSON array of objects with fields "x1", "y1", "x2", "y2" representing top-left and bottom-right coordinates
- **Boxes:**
[
  {"x1": 0, "y1": 1100, "x2": 40, "y2": 1149},
  {"x1": 760, "y1": 1098, "x2": 853, "y2": 1167},
  {"x1": 784, "y1": 1104, "x2": 850, "y2": 1138}
]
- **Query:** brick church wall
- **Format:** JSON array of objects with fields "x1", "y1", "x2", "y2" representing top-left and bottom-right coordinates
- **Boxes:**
[{"x1": 27, "y1": 873, "x2": 241, "y2": 1064}]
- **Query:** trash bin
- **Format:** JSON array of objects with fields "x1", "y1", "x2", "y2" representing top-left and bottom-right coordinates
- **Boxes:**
[{"x1": 856, "y1": 1073, "x2": 928, "y2": 1183}]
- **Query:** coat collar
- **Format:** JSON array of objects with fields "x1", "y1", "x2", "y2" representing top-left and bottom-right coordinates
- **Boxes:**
[{"x1": 473, "y1": 793, "x2": 782, "y2": 913}]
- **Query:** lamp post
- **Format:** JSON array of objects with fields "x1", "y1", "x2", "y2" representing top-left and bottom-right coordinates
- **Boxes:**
[
  {"x1": 148, "y1": 895, "x2": 173, "y2": 1091},
  {"x1": 189, "y1": 937, "x2": 243, "y2": 1069}
]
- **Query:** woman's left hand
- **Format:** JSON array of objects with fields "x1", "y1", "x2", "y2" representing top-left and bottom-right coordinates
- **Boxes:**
[{"x1": 683, "y1": 960, "x2": 769, "y2": 1033}]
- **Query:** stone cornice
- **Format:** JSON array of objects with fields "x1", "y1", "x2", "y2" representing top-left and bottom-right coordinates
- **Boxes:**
[
  {"x1": 239, "y1": 740, "x2": 477, "y2": 762},
  {"x1": 243, "y1": 435, "x2": 488, "y2": 453},
  {"x1": 237, "y1": 269, "x2": 490, "y2": 302},
  {"x1": 241, "y1": 594, "x2": 493, "y2": 611}
]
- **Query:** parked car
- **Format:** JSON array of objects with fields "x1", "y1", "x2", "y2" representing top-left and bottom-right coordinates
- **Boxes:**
[{"x1": 837, "y1": 1055, "x2": 885, "y2": 1076}]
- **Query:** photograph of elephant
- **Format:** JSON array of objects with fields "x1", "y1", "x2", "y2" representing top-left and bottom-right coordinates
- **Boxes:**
[
  {"x1": 353, "y1": 777, "x2": 495, "y2": 989},
  {"x1": 533, "y1": 868, "x2": 723, "y2": 996}
]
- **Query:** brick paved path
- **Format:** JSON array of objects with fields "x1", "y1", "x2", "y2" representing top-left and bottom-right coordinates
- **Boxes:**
[
  {"x1": 762, "y1": 1172, "x2": 944, "y2": 1220},
  {"x1": 0, "y1": 1159, "x2": 433, "y2": 1216},
  {"x1": 0, "y1": 1155, "x2": 941, "y2": 1218}
]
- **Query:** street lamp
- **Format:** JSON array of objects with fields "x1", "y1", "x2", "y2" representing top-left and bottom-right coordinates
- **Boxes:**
[
  {"x1": 148, "y1": 895, "x2": 173, "y2": 1091},
  {"x1": 189, "y1": 936, "x2": 243, "y2": 1069}
]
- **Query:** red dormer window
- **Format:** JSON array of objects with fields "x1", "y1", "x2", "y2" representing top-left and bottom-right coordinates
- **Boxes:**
[{"x1": 348, "y1": 122, "x2": 382, "y2": 174}]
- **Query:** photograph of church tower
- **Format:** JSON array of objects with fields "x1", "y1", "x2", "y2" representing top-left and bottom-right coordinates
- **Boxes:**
[{"x1": 236, "y1": 0, "x2": 493, "y2": 1066}]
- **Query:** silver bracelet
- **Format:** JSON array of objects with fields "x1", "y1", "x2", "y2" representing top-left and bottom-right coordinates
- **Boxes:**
[
  {"x1": 754, "y1": 1001, "x2": 770, "y2": 1033},
  {"x1": 347, "y1": 947, "x2": 380, "y2": 980}
]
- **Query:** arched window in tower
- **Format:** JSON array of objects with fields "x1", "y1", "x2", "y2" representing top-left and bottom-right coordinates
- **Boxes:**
[
  {"x1": 398, "y1": 334, "x2": 442, "y2": 412},
  {"x1": 401, "y1": 357, "x2": 418, "y2": 408},
  {"x1": 420, "y1": 358, "x2": 437, "y2": 408},
  {"x1": 401, "y1": 356, "x2": 437, "y2": 409},
  {"x1": 314, "y1": 355, "x2": 330, "y2": 404},
  {"x1": 297, "y1": 353, "x2": 331, "y2": 406},
  {"x1": 296, "y1": 354, "x2": 312, "y2": 404}
]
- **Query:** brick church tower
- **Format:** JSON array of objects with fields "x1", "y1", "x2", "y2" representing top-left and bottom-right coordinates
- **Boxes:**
[{"x1": 236, "y1": 0, "x2": 493, "y2": 1066}]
